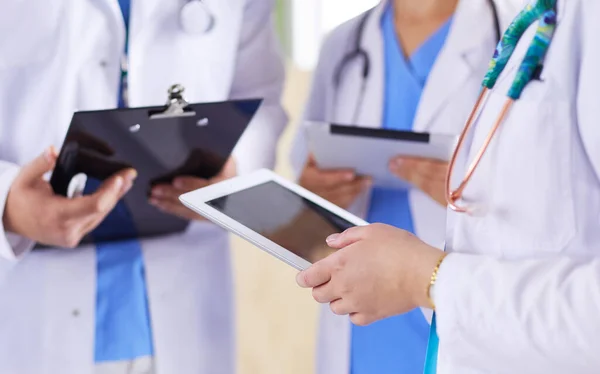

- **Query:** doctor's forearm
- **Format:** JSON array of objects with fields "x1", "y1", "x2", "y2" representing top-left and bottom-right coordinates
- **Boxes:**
[
  {"x1": 232, "y1": 106, "x2": 286, "y2": 173},
  {"x1": 433, "y1": 253, "x2": 600, "y2": 372}
]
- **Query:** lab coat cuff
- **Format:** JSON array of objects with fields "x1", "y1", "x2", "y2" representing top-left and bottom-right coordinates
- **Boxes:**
[
  {"x1": 0, "y1": 165, "x2": 35, "y2": 261},
  {"x1": 432, "y1": 253, "x2": 483, "y2": 340}
]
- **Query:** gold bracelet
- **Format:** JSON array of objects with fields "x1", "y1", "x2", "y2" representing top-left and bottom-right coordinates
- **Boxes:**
[{"x1": 427, "y1": 252, "x2": 448, "y2": 310}]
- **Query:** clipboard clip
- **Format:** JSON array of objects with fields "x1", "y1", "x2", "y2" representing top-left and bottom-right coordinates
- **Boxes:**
[{"x1": 149, "y1": 84, "x2": 197, "y2": 119}]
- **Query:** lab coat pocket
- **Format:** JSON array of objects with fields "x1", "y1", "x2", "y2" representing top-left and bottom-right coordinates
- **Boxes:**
[
  {"x1": 487, "y1": 94, "x2": 575, "y2": 256},
  {"x1": 0, "y1": 2, "x2": 63, "y2": 70}
]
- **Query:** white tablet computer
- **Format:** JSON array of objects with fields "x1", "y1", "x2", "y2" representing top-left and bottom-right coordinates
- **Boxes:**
[
  {"x1": 179, "y1": 169, "x2": 369, "y2": 270},
  {"x1": 306, "y1": 121, "x2": 457, "y2": 189}
]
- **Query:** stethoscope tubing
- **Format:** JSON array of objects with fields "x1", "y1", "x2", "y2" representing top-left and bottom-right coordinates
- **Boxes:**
[{"x1": 445, "y1": 2, "x2": 558, "y2": 213}]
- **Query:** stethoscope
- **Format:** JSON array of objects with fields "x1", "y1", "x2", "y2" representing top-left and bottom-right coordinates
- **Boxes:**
[
  {"x1": 180, "y1": 0, "x2": 216, "y2": 35},
  {"x1": 426, "y1": 2, "x2": 558, "y2": 374},
  {"x1": 333, "y1": 0, "x2": 502, "y2": 123},
  {"x1": 445, "y1": 0, "x2": 558, "y2": 214}
]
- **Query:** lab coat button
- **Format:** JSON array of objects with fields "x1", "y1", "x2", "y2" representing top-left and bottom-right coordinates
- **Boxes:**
[
  {"x1": 99, "y1": 60, "x2": 108, "y2": 68},
  {"x1": 72, "y1": 309, "x2": 80, "y2": 317}
]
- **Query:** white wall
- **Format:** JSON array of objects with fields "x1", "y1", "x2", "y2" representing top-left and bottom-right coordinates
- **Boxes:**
[{"x1": 289, "y1": 0, "x2": 378, "y2": 70}]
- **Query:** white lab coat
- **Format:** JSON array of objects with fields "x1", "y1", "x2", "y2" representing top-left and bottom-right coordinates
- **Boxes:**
[
  {"x1": 289, "y1": 1, "x2": 519, "y2": 373},
  {"x1": 0, "y1": 1, "x2": 287, "y2": 373},
  {"x1": 434, "y1": 0, "x2": 600, "y2": 372}
]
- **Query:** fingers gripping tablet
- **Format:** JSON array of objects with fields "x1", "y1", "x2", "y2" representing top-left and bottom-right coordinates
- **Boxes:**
[{"x1": 179, "y1": 169, "x2": 369, "y2": 270}]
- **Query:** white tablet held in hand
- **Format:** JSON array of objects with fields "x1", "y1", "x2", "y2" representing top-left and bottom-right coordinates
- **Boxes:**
[
  {"x1": 179, "y1": 169, "x2": 369, "y2": 270},
  {"x1": 306, "y1": 121, "x2": 458, "y2": 189}
]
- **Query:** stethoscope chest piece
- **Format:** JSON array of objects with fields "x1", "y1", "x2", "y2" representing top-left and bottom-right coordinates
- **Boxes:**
[{"x1": 180, "y1": 0, "x2": 214, "y2": 35}]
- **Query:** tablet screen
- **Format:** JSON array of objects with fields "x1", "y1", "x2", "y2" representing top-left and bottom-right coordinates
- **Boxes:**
[{"x1": 206, "y1": 181, "x2": 355, "y2": 264}]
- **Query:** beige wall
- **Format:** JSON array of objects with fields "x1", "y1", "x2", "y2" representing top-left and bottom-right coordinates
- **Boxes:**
[{"x1": 233, "y1": 63, "x2": 318, "y2": 374}]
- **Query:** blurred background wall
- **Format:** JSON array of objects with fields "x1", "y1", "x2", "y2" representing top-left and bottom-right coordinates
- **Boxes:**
[{"x1": 232, "y1": 1, "x2": 377, "y2": 373}]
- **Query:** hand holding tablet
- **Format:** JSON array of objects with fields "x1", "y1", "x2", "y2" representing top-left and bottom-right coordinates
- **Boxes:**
[
  {"x1": 298, "y1": 155, "x2": 371, "y2": 210},
  {"x1": 150, "y1": 157, "x2": 237, "y2": 221},
  {"x1": 388, "y1": 156, "x2": 449, "y2": 206},
  {"x1": 178, "y1": 169, "x2": 444, "y2": 328},
  {"x1": 179, "y1": 169, "x2": 368, "y2": 270},
  {"x1": 306, "y1": 121, "x2": 457, "y2": 190}
]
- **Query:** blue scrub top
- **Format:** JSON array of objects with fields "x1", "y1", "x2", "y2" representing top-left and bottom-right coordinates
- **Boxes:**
[
  {"x1": 88, "y1": 0, "x2": 155, "y2": 363},
  {"x1": 350, "y1": 5, "x2": 452, "y2": 374}
]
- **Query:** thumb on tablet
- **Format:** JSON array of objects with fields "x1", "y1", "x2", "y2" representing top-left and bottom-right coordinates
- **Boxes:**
[
  {"x1": 296, "y1": 260, "x2": 332, "y2": 288},
  {"x1": 325, "y1": 226, "x2": 366, "y2": 249}
]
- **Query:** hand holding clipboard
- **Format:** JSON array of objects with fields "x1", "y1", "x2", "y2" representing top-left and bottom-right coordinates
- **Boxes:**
[{"x1": 47, "y1": 84, "x2": 262, "y2": 245}]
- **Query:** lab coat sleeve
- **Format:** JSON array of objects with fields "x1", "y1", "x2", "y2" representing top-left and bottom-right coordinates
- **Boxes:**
[
  {"x1": 288, "y1": 33, "x2": 336, "y2": 180},
  {"x1": 433, "y1": 253, "x2": 600, "y2": 372},
  {"x1": 229, "y1": 0, "x2": 288, "y2": 175},
  {"x1": 0, "y1": 161, "x2": 35, "y2": 261}
]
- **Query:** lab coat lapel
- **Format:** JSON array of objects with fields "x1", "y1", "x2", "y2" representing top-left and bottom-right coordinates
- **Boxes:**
[
  {"x1": 413, "y1": 0, "x2": 492, "y2": 133},
  {"x1": 333, "y1": 3, "x2": 387, "y2": 220},
  {"x1": 81, "y1": 0, "x2": 125, "y2": 111},
  {"x1": 316, "y1": 306, "x2": 352, "y2": 374},
  {"x1": 129, "y1": 0, "x2": 159, "y2": 40},
  {"x1": 354, "y1": 2, "x2": 386, "y2": 129},
  {"x1": 334, "y1": 2, "x2": 385, "y2": 129},
  {"x1": 91, "y1": 0, "x2": 125, "y2": 48}
]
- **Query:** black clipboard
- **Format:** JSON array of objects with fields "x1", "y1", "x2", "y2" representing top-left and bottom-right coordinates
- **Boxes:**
[{"x1": 48, "y1": 84, "x2": 262, "y2": 244}]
